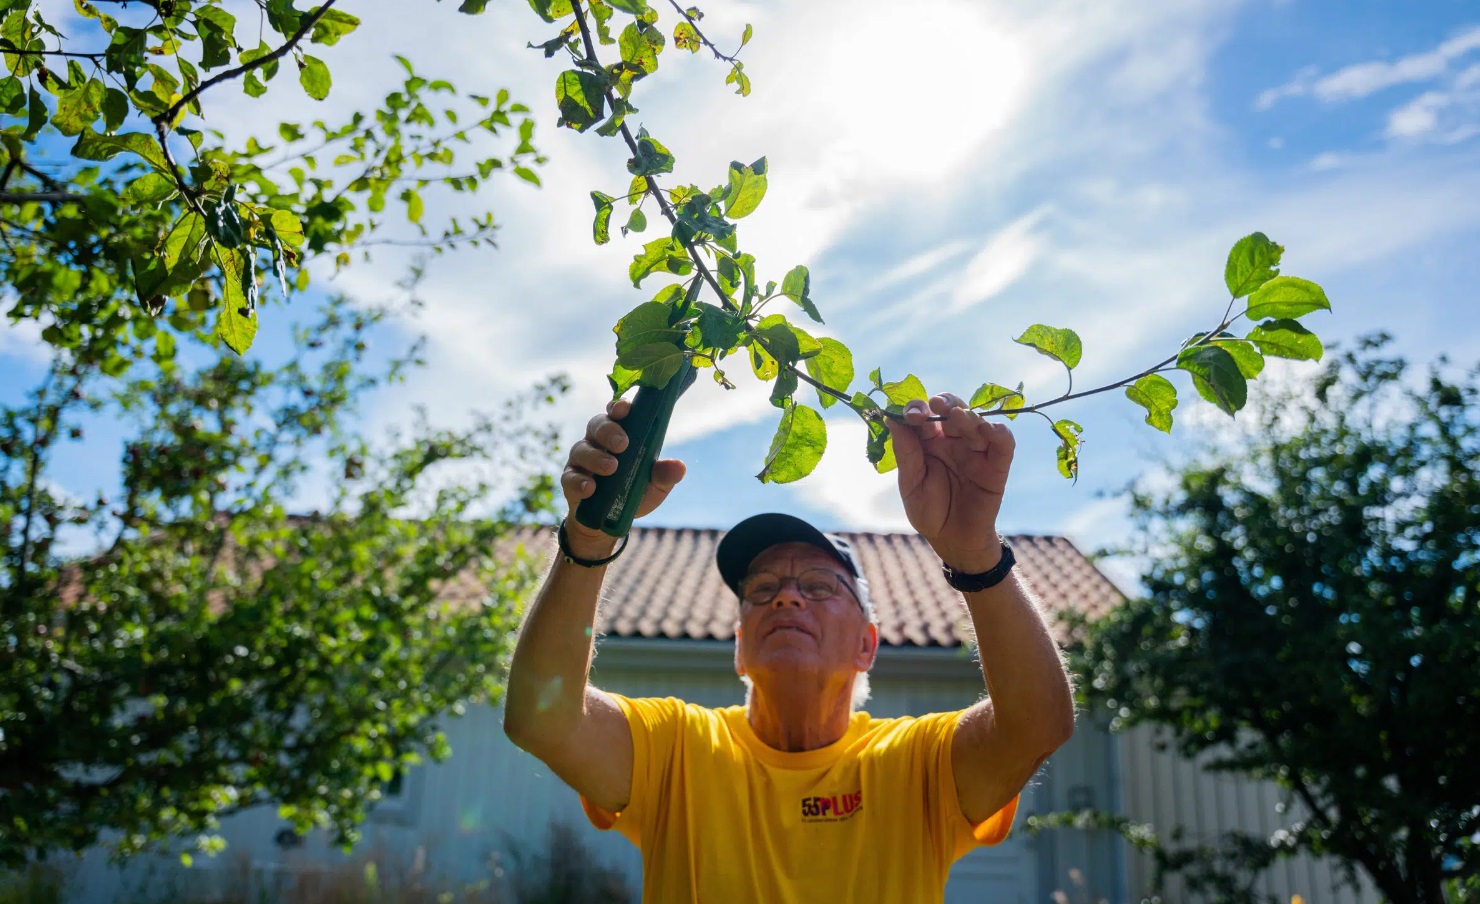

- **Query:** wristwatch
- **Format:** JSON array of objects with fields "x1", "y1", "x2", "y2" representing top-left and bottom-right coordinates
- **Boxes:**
[{"x1": 941, "y1": 541, "x2": 1016, "y2": 592}]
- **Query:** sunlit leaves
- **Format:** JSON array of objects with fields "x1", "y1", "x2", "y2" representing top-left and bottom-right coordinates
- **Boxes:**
[
  {"x1": 1244, "y1": 276, "x2": 1331, "y2": 320},
  {"x1": 804, "y1": 338, "x2": 853, "y2": 409},
  {"x1": 779, "y1": 264, "x2": 822, "y2": 323},
  {"x1": 123, "y1": 172, "x2": 176, "y2": 205},
  {"x1": 605, "y1": 0, "x2": 651, "y2": 15},
  {"x1": 51, "y1": 77, "x2": 104, "y2": 136},
  {"x1": 619, "y1": 22, "x2": 664, "y2": 78},
  {"x1": 968, "y1": 382, "x2": 1024, "y2": 418},
  {"x1": 627, "y1": 127, "x2": 674, "y2": 176},
  {"x1": 880, "y1": 374, "x2": 928, "y2": 412},
  {"x1": 725, "y1": 61, "x2": 750, "y2": 96},
  {"x1": 591, "y1": 190, "x2": 615, "y2": 244},
  {"x1": 629, "y1": 236, "x2": 692, "y2": 286},
  {"x1": 1224, "y1": 232, "x2": 1283, "y2": 299},
  {"x1": 758, "y1": 402, "x2": 825, "y2": 484},
  {"x1": 71, "y1": 128, "x2": 169, "y2": 172},
  {"x1": 215, "y1": 247, "x2": 257, "y2": 353},
  {"x1": 1125, "y1": 374, "x2": 1177, "y2": 433},
  {"x1": 310, "y1": 9, "x2": 361, "y2": 46},
  {"x1": 849, "y1": 394, "x2": 896, "y2": 474},
  {"x1": 1015, "y1": 324, "x2": 1083, "y2": 371},
  {"x1": 693, "y1": 302, "x2": 745, "y2": 350},
  {"x1": 1053, "y1": 419, "x2": 1083, "y2": 480},
  {"x1": 525, "y1": 0, "x2": 575, "y2": 22},
  {"x1": 298, "y1": 55, "x2": 332, "y2": 101},
  {"x1": 614, "y1": 301, "x2": 687, "y2": 387},
  {"x1": 555, "y1": 69, "x2": 606, "y2": 131},
  {"x1": 674, "y1": 20, "x2": 700, "y2": 52},
  {"x1": 722, "y1": 157, "x2": 767, "y2": 218},
  {"x1": 1246, "y1": 319, "x2": 1323, "y2": 361},
  {"x1": 1176, "y1": 345, "x2": 1246, "y2": 416}
]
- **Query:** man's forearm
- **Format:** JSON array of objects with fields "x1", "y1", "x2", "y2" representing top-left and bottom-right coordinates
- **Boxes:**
[
  {"x1": 963, "y1": 570, "x2": 1075, "y2": 747},
  {"x1": 503, "y1": 543, "x2": 615, "y2": 747}
]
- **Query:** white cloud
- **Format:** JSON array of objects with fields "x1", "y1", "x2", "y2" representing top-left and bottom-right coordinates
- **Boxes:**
[
  {"x1": 1387, "y1": 91, "x2": 1449, "y2": 137},
  {"x1": 791, "y1": 419, "x2": 910, "y2": 531},
  {"x1": 0, "y1": 315, "x2": 47, "y2": 364},
  {"x1": 948, "y1": 208, "x2": 1050, "y2": 314},
  {"x1": 1259, "y1": 23, "x2": 1480, "y2": 108}
]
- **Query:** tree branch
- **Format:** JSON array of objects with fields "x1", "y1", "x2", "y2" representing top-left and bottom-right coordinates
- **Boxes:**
[
  {"x1": 663, "y1": 0, "x2": 741, "y2": 63},
  {"x1": 0, "y1": 190, "x2": 86, "y2": 204},
  {"x1": 154, "y1": 0, "x2": 338, "y2": 127}
]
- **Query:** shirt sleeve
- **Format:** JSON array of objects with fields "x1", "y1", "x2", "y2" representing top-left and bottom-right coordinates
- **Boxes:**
[
  {"x1": 904, "y1": 710, "x2": 1020, "y2": 863},
  {"x1": 578, "y1": 693, "x2": 685, "y2": 847}
]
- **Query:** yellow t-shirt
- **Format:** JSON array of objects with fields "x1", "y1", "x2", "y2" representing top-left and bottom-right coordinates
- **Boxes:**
[{"x1": 580, "y1": 694, "x2": 1019, "y2": 904}]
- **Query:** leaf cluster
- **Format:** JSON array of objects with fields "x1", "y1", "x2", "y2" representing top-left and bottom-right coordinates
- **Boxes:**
[
  {"x1": 515, "y1": 0, "x2": 1333, "y2": 483},
  {"x1": 3, "y1": 0, "x2": 544, "y2": 360}
]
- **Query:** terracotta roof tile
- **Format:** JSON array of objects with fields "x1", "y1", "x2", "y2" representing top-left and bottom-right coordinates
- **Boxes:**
[{"x1": 508, "y1": 525, "x2": 1123, "y2": 648}]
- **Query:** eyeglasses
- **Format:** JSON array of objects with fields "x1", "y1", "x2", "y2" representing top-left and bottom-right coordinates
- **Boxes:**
[{"x1": 740, "y1": 568, "x2": 860, "y2": 608}]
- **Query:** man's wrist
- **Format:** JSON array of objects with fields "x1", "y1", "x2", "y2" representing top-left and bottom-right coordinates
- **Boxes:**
[
  {"x1": 941, "y1": 540, "x2": 1015, "y2": 593},
  {"x1": 558, "y1": 517, "x2": 621, "y2": 565}
]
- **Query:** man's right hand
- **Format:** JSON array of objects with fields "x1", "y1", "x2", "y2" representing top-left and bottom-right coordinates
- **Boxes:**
[{"x1": 560, "y1": 396, "x2": 687, "y2": 557}]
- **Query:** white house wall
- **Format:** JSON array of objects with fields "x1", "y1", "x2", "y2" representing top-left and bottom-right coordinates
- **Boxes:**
[{"x1": 1116, "y1": 724, "x2": 1381, "y2": 904}]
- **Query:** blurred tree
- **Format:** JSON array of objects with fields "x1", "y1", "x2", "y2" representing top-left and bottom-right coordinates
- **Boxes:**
[
  {"x1": 1069, "y1": 336, "x2": 1479, "y2": 904},
  {"x1": 0, "y1": 284, "x2": 566, "y2": 865}
]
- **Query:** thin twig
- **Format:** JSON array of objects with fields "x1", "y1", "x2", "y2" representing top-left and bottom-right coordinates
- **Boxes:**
[
  {"x1": 662, "y1": 0, "x2": 740, "y2": 63},
  {"x1": 0, "y1": 190, "x2": 85, "y2": 204},
  {"x1": 154, "y1": 0, "x2": 338, "y2": 127}
]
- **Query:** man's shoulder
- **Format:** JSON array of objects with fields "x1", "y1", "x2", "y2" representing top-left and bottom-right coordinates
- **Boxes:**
[{"x1": 608, "y1": 693, "x2": 744, "y2": 727}]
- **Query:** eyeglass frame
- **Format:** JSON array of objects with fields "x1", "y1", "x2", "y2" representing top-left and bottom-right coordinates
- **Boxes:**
[{"x1": 738, "y1": 567, "x2": 865, "y2": 611}]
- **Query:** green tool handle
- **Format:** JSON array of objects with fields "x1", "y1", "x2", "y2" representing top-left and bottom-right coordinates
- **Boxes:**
[{"x1": 574, "y1": 356, "x2": 694, "y2": 538}]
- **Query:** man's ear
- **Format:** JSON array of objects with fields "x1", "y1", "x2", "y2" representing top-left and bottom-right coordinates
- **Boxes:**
[
  {"x1": 854, "y1": 623, "x2": 879, "y2": 671},
  {"x1": 734, "y1": 628, "x2": 746, "y2": 677}
]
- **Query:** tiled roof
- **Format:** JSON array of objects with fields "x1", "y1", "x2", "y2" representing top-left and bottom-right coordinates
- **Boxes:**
[{"x1": 512, "y1": 527, "x2": 1124, "y2": 648}]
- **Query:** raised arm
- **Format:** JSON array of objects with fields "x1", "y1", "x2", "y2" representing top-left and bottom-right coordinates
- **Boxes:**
[
  {"x1": 502, "y1": 398, "x2": 686, "y2": 813},
  {"x1": 886, "y1": 395, "x2": 1075, "y2": 824}
]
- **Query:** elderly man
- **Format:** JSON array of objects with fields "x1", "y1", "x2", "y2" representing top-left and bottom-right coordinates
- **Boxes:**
[{"x1": 504, "y1": 393, "x2": 1075, "y2": 903}]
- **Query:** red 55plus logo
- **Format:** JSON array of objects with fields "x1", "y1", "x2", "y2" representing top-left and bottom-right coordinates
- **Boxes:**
[{"x1": 800, "y1": 790, "x2": 863, "y2": 822}]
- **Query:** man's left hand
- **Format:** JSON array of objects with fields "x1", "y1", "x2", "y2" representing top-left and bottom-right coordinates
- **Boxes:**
[{"x1": 885, "y1": 393, "x2": 1015, "y2": 574}]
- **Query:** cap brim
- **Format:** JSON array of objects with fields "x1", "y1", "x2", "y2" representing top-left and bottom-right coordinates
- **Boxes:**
[{"x1": 716, "y1": 513, "x2": 857, "y2": 595}]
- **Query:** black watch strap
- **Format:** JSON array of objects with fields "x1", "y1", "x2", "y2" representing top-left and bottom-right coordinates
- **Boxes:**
[{"x1": 941, "y1": 541, "x2": 1015, "y2": 592}]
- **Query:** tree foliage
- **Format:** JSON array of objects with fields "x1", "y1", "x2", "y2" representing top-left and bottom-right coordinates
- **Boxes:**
[
  {"x1": 1067, "y1": 336, "x2": 1480, "y2": 904},
  {"x1": 0, "y1": 288, "x2": 566, "y2": 865},
  {"x1": 516, "y1": 0, "x2": 1332, "y2": 482},
  {"x1": 2, "y1": 0, "x2": 543, "y2": 363},
  {"x1": 0, "y1": 0, "x2": 566, "y2": 866}
]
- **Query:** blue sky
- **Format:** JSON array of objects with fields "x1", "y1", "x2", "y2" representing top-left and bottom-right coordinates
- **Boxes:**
[{"x1": 5, "y1": 0, "x2": 1479, "y2": 587}]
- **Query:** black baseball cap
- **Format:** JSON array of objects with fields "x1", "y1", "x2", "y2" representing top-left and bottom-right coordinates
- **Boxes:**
[{"x1": 716, "y1": 513, "x2": 864, "y2": 596}]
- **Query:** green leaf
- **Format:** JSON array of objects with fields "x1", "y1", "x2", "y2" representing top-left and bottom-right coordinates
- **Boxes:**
[
  {"x1": 299, "y1": 55, "x2": 331, "y2": 100},
  {"x1": 723, "y1": 158, "x2": 767, "y2": 219},
  {"x1": 1014, "y1": 324, "x2": 1083, "y2": 370},
  {"x1": 880, "y1": 374, "x2": 928, "y2": 410},
  {"x1": 626, "y1": 128, "x2": 673, "y2": 177},
  {"x1": 619, "y1": 22, "x2": 663, "y2": 78},
  {"x1": 779, "y1": 264, "x2": 822, "y2": 323},
  {"x1": 1124, "y1": 374, "x2": 1177, "y2": 433},
  {"x1": 555, "y1": 69, "x2": 606, "y2": 131},
  {"x1": 1246, "y1": 319, "x2": 1323, "y2": 361},
  {"x1": 804, "y1": 338, "x2": 853, "y2": 409},
  {"x1": 757, "y1": 403, "x2": 826, "y2": 484},
  {"x1": 613, "y1": 301, "x2": 686, "y2": 387},
  {"x1": 163, "y1": 212, "x2": 206, "y2": 272},
  {"x1": 101, "y1": 86, "x2": 127, "y2": 132},
  {"x1": 693, "y1": 302, "x2": 744, "y2": 350},
  {"x1": 608, "y1": 360, "x2": 643, "y2": 398},
  {"x1": 123, "y1": 172, "x2": 176, "y2": 205},
  {"x1": 51, "y1": 77, "x2": 104, "y2": 136},
  {"x1": 851, "y1": 396, "x2": 897, "y2": 474},
  {"x1": 524, "y1": 0, "x2": 574, "y2": 21},
  {"x1": 269, "y1": 208, "x2": 304, "y2": 248},
  {"x1": 1176, "y1": 345, "x2": 1247, "y2": 416},
  {"x1": 623, "y1": 207, "x2": 647, "y2": 235},
  {"x1": 1224, "y1": 232, "x2": 1283, "y2": 299},
  {"x1": 1244, "y1": 276, "x2": 1331, "y2": 320},
  {"x1": 1213, "y1": 337, "x2": 1264, "y2": 379},
  {"x1": 217, "y1": 248, "x2": 258, "y2": 354},
  {"x1": 968, "y1": 382, "x2": 1025, "y2": 418},
  {"x1": 310, "y1": 8, "x2": 360, "y2": 45},
  {"x1": 674, "y1": 20, "x2": 700, "y2": 52},
  {"x1": 741, "y1": 23, "x2": 753, "y2": 47},
  {"x1": 769, "y1": 366, "x2": 798, "y2": 409},
  {"x1": 24, "y1": 84, "x2": 45, "y2": 140},
  {"x1": 606, "y1": 0, "x2": 650, "y2": 14},
  {"x1": 629, "y1": 236, "x2": 692, "y2": 287},
  {"x1": 1053, "y1": 419, "x2": 1083, "y2": 480},
  {"x1": 725, "y1": 60, "x2": 750, "y2": 96},
  {"x1": 591, "y1": 190, "x2": 615, "y2": 245},
  {"x1": 72, "y1": 129, "x2": 169, "y2": 173},
  {"x1": 402, "y1": 188, "x2": 424, "y2": 224}
]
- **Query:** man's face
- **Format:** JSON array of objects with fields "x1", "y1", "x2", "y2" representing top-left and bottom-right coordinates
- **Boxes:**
[{"x1": 734, "y1": 542, "x2": 877, "y2": 685}]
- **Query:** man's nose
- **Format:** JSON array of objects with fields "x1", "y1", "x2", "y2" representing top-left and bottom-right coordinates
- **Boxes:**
[{"x1": 769, "y1": 579, "x2": 808, "y2": 607}]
